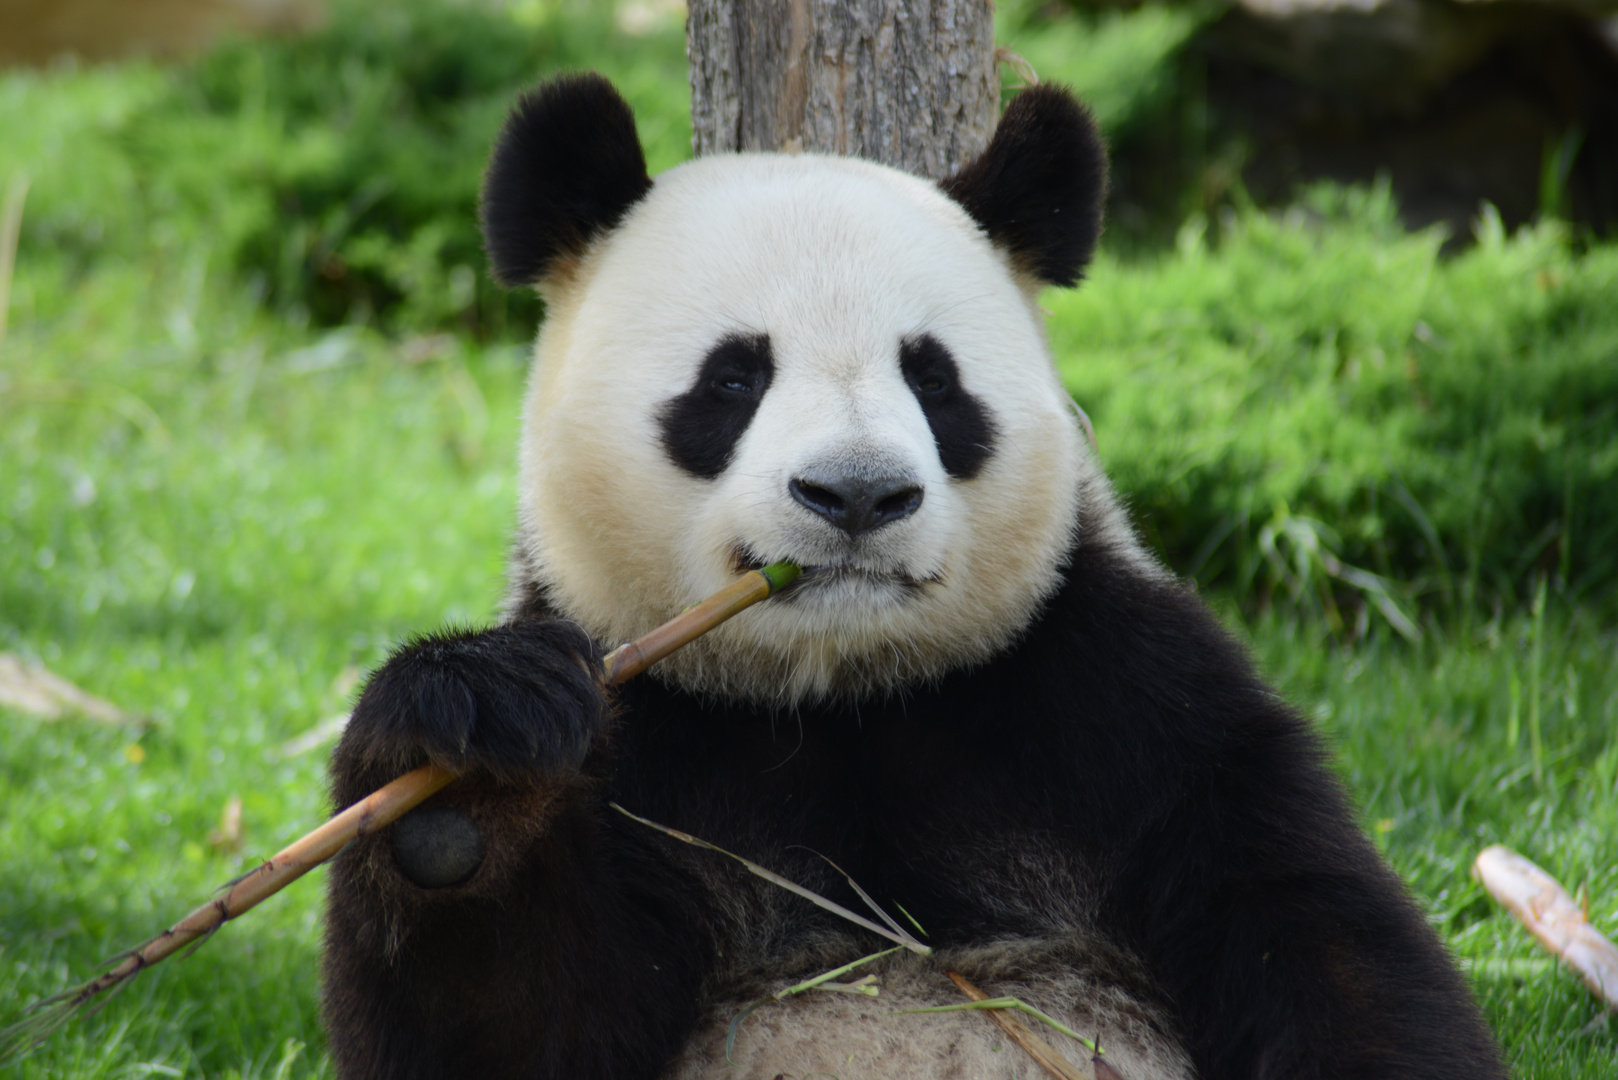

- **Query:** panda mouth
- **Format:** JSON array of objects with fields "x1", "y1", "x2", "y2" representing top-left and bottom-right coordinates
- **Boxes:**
[{"x1": 730, "y1": 549, "x2": 939, "y2": 594}]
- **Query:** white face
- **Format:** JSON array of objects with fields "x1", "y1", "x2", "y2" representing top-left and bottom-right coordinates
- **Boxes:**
[{"x1": 515, "y1": 153, "x2": 1112, "y2": 703}]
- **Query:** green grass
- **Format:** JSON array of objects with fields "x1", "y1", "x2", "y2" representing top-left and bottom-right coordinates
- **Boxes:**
[
  {"x1": 2, "y1": 310, "x2": 527, "y2": 1080},
  {"x1": 1248, "y1": 605, "x2": 1618, "y2": 1077},
  {"x1": 3, "y1": 2, "x2": 1617, "y2": 1076}
]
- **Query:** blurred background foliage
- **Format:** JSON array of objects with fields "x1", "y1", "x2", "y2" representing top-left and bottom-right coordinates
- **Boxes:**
[
  {"x1": 1053, "y1": 190, "x2": 1618, "y2": 629},
  {"x1": 5, "y1": 0, "x2": 691, "y2": 340},
  {"x1": 10, "y1": 0, "x2": 1613, "y2": 632}
]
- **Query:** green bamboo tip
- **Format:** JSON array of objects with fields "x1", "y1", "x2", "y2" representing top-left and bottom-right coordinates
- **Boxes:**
[{"x1": 757, "y1": 561, "x2": 802, "y2": 594}]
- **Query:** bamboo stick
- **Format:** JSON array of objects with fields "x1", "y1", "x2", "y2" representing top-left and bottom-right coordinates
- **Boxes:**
[
  {"x1": 603, "y1": 561, "x2": 797, "y2": 682},
  {"x1": 1474, "y1": 844, "x2": 1618, "y2": 1010},
  {"x1": 1, "y1": 562, "x2": 800, "y2": 1060}
]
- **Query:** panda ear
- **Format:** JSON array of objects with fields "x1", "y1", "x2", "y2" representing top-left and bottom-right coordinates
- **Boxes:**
[
  {"x1": 940, "y1": 85, "x2": 1108, "y2": 288},
  {"x1": 480, "y1": 73, "x2": 653, "y2": 288}
]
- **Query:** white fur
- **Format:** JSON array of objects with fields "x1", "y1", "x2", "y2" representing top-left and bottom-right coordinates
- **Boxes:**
[
  {"x1": 666, "y1": 948, "x2": 1194, "y2": 1080},
  {"x1": 513, "y1": 152, "x2": 1158, "y2": 703}
]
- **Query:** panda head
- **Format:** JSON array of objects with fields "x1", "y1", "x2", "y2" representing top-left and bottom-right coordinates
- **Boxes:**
[{"x1": 482, "y1": 73, "x2": 1149, "y2": 704}]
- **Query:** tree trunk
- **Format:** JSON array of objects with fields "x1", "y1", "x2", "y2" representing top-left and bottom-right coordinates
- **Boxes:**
[{"x1": 687, "y1": 0, "x2": 999, "y2": 182}]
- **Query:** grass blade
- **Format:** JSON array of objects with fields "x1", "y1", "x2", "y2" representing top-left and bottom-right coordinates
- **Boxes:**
[{"x1": 610, "y1": 804, "x2": 931, "y2": 956}]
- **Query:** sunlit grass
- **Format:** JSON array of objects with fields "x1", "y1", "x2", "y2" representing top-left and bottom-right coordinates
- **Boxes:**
[{"x1": 1249, "y1": 605, "x2": 1618, "y2": 1077}]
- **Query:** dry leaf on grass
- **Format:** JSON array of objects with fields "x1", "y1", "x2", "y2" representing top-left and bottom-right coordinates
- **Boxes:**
[
  {"x1": 276, "y1": 665, "x2": 362, "y2": 758},
  {"x1": 0, "y1": 653, "x2": 131, "y2": 724},
  {"x1": 207, "y1": 796, "x2": 245, "y2": 855},
  {"x1": 276, "y1": 712, "x2": 351, "y2": 759}
]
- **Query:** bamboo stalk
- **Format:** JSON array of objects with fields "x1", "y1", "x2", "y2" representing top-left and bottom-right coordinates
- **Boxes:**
[
  {"x1": 1474, "y1": 844, "x2": 1618, "y2": 1010},
  {"x1": 603, "y1": 561, "x2": 797, "y2": 682},
  {"x1": 1, "y1": 562, "x2": 800, "y2": 1060},
  {"x1": 8, "y1": 759, "x2": 460, "y2": 1045}
]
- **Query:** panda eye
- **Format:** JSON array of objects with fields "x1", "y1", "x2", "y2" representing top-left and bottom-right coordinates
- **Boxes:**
[
  {"x1": 713, "y1": 373, "x2": 759, "y2": 398},
  {"x1": 900, "y1": 335, "x2": 961, "y2": 401},
  {"x1": 697, "y1": 335, "x2": 772, "y2": 403},
  {"x1": 659, "y1": 333, "x2": 775, "y2": 480}
]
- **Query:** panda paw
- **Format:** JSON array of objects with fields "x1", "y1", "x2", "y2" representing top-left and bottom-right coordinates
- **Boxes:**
[{"x1": 337, "y1": 619, "x2": 610, "y2": 786}]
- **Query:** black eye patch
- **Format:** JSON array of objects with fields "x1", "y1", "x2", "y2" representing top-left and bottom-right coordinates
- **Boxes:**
[
  {"x1": 658, "y1": 334, "x2": 775, "y2": 479},
  {"x1": 900, "y1": 335, "x2": 998, "y2": 480}
]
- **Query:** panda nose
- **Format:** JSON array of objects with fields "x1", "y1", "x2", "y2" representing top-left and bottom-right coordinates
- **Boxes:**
[{"x1": 789, "y1": 470, "x2": 924, "y2": 537}]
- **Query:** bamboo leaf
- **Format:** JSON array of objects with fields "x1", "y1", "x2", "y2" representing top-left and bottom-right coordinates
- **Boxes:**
[
  {"x1": 892, "y1": 900, "x2": 930, "y2": 938},
  {"x1": 611, "y1": 803, "x2": 931, "y2": 955},
  {"x1": 724, "y1": 996, "x2": 774, "y2": 1065},
  {"x1": 794, "y1": 847, "x2": 927, "y2": 951},
  {"x1": 724, "y1": 948, "x2": 900, "y2": 1063}
]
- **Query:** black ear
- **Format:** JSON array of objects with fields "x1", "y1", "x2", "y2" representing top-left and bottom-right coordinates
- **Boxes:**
[
  {"x1": 940, "y1": 85, "x2": 1107, "y2": 288},
  {"x1": 480, "y1": 73, "x2": 653, "y2": 288}
]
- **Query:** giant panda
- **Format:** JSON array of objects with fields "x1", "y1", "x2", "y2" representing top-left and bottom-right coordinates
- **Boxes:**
[{"x1": 321, "y1": 73, "x2": 1507, "y2": 1080}]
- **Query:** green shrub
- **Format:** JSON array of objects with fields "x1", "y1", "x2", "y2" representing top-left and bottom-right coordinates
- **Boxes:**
[
  {"x1": 996, "y1": 0, "x2": 1211, "y2": 134},
  {"x1": 5, "y1": 1, "x2": 1614, "y2": 624},
  {"x1": 2, "y1": 0, "x2": 691, "y2": 338},
  {"x1": 1052, "y1": 185, "x2": 1618, "y2": 625}
]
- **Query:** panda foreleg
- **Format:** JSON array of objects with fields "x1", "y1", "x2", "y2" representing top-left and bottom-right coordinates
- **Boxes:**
[
  {"x1": 1122, "y1": 741, "x2": 1508, "y2": 1080},
  {"x1": 320, "y1": 619, "x2": 713, "y2": 1080}
]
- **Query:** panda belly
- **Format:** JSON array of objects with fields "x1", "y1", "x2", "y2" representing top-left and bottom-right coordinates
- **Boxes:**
[{"x1": 667, "y1": 947, "x2": 1195, "y2": 1080}]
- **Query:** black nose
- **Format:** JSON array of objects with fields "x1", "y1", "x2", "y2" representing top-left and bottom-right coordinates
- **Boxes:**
[{"x1": 789, "y1": 470, "x2": 924, "y2": 537}]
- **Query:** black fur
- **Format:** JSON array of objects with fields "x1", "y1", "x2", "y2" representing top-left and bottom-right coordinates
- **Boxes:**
[
  {"x1": 657, "y1": 334, "x2": 776, "y2": 479},
  {"x1": 940, "y1": 85, "x2": 1108, "y2": 287},
  {"x1": 900, "y1": 334, "x2": 998, "y2": 480},
  {"x1": 324, "y1": 528, "x2": 1506, "y2": 1079},
  {"x1": 480, "y1": 73, "x2": 652, "y2": 287}
]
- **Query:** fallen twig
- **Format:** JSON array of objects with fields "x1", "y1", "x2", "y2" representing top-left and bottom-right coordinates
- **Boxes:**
[{"x1": 1474, "y1": 844, "x2": 1618, "y2": 1010}]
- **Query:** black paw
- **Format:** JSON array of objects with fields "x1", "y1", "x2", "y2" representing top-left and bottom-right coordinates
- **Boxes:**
[{"x1": 339, "y1": 619, "x2": 608, "y2": 783}]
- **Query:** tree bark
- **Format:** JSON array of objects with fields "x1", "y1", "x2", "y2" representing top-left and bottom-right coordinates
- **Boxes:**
[{"x1": 687, "y1": 0, "x2": 999, "y2": 181}]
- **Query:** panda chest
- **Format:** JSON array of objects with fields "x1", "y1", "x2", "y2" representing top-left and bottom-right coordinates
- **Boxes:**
[{"x1": 605, "y1": 686, "x2": 1099, "y2": 945}]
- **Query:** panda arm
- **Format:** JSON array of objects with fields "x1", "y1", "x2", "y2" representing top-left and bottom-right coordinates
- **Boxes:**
[
  {"x1": 1112, "y1": 703, "x2": 1506, "y2": 1080},
  {"x1": 321, "y1": 619, "x2": 714, "y2": 1080},
  {"x1": 1044, "y1": 580, "x2": 1508, "y2": 1080}
]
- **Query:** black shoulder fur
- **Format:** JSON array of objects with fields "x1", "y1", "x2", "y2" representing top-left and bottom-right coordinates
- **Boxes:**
[
  {"x1": 480, "y1": 72, "x2": 652, "y2": 287},
  {"x1": 940, "y1": 84, "x2": 1108, "y2": 287}
]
